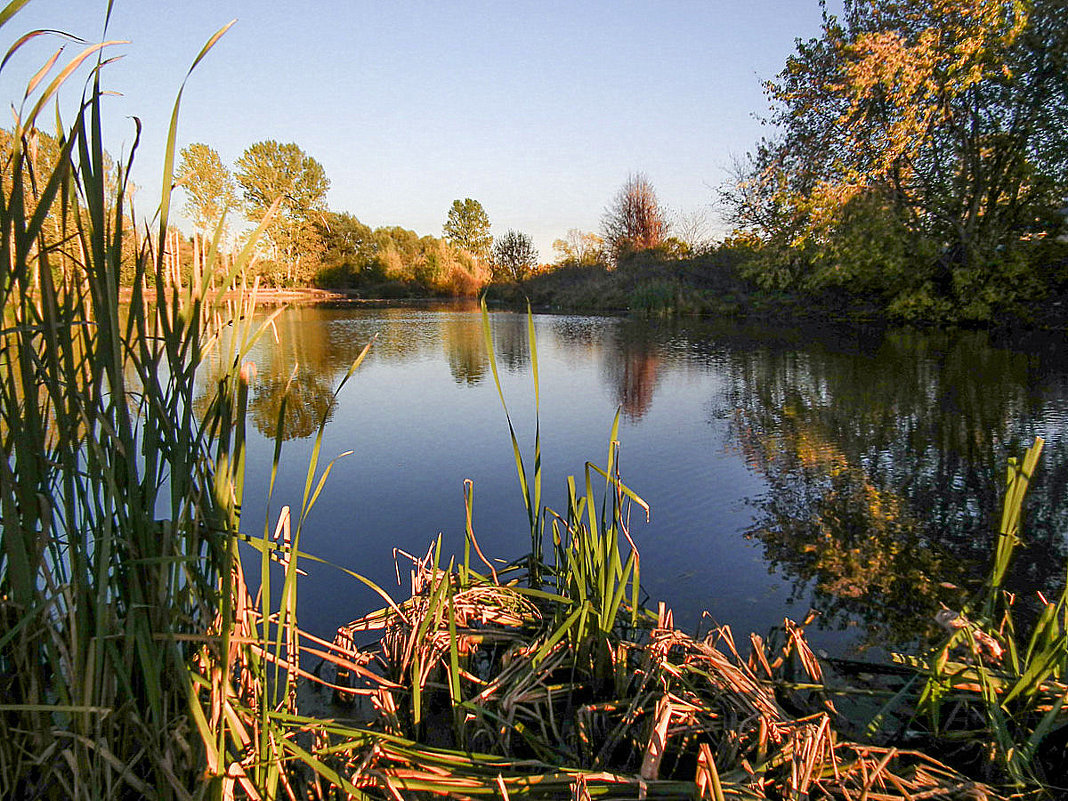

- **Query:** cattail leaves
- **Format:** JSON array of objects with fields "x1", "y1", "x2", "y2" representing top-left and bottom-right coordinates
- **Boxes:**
[{"x1": 905, "y1": 438, "x2": 1067, "y2": 788}]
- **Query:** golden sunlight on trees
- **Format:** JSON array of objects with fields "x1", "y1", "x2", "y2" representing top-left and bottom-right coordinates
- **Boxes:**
[
  {"x1": 235, "y1": 140, "x2": 330, "y2": 282},
  {"x1": 727, "y1": 0, "x2": 1068, "y2": 320},
  {"x1": 443, "y1": 198, "x2": 492, "y2": 259},
  {"x1": 177, "y1": 143, "x2": 237, "y2": 241},
  {"x1": 552, "y1": 229, "x2": 606, "y2": 266},
  {"x1": 602, "y1": 173, "x2": 667, "y2": 261}
]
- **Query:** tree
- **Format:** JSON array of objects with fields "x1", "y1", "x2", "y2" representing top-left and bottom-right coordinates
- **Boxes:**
[
  {"x1": 671, "y1": 208, "x2": 714, "y2": 253},
  {"x1": 729, "y1": 0, "x2": 1068, "y2": 310},
  {"x1": 235, "y1": 140, "x2": 330, "y2": 278},
  {"x1": 177, "y1": 143, "x2": 236, "y2": 240},
  {"x1": 314, "y1": 210, "x2": 375, "y2": 284},
  {"x1": 2, "y1": 127, "x2": 129, "y2": 281},
  {"x1": 492, "y1": 230, "x2": 539, "y2": 281},
  {"x1": 602, "y1": 173, "x2": 667, "y2": 260},
  {"x1": 443, "y1": 198, "x2": 492, "y2": 258},
  {"x1": 552, "y1": 229, "x2": 605, "y2": 266}
]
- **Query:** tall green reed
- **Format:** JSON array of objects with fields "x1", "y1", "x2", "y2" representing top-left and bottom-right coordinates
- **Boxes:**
[
  {"x1": 908, "y1": 437, "x2": 1067, "y2": 788},
  {"x1": 0, "y1": 12, "x2": 316, "y2": 799},
  {"x1": 479, "y1": 300, "x2": 649, "y2": 655},
  {"x1": 481, "y1": 296, "x2": 543, "y2": 585}
]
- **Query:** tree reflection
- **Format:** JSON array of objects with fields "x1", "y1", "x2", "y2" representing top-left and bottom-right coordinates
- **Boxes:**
[
  {"x1": 441, "y1": 314, "x2": 487, "y2": 385},
  {"x1": 721, "y1": 327, "x2": 1068, "y2": 650},
  {"x1": 601, "y1": 321, "x2": 662, "y2": 420},
  {"x1": 736, "y1": 408, "x2": 951, "y2": 647},
  {"x1": 244, "y1": 307, "x2": 367, "y2": 440},
  {"x1": 251, "y1": 368, "x2": 336, "y2": 440},
  {"x1": 490, "y1": 313, "x2": 530, "y2": 373}
]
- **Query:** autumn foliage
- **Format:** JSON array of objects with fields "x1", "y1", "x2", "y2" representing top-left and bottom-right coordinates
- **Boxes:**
[{"x1": 727, "y1": 0, "x2": 1068, "y2": 322}]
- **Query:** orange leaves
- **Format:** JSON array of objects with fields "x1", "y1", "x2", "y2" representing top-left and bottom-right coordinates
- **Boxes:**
[{"x1": 832, "y1": 0, "x2": 1026, "y2": 181}]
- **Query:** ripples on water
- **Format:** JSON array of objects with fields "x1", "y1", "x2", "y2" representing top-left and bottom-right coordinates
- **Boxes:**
[{"x1": 212, "y1": 304, "x2": 1068, "y2": 658}]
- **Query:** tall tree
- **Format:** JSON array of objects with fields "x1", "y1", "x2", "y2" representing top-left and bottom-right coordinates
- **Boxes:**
[
  {"x1": 177, "y1": 143, "x2": 236, "y2": 241},
  {"x1": 443, "y1": 198, "x2": 492, "y2": 258},
  {"x1": 492, "y1": 230, "x2": 539, "y2": 281},
  {"x1": 729, "y1": 0, "x2": 1068, "y2": 306},
  {"x1": 235, "y1": 140, "x2": 330, "y2": 276},
  {"x1": 602, "y1": 173, "x2": 666, "y2": 260}
]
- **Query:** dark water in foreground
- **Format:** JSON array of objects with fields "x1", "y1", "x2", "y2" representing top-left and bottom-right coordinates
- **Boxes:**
[{"x1": 217, "y1": 303, "x2": 1068, "y2": 658}]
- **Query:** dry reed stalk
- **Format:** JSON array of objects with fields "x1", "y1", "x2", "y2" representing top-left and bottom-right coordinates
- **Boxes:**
[{"x1": 297, "y1": 547, "x2": 1004, "y2": 800}]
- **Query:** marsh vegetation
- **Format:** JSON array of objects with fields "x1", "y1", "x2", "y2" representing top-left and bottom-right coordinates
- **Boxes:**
[{"x1": 2, "y1": 4, "x2": 1067, "y2": 800}]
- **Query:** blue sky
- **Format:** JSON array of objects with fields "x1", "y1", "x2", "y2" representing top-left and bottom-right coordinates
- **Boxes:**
[{"x1": 0, "y1": 1, "x2": 834, "y2": 259}]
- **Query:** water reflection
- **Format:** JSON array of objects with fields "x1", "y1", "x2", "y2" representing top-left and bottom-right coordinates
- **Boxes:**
[
  {"x1": 491, "y1": 313, "x2": 530, "y2": 373},
  {"x1": 219, "y1": 307, "x2": 1068, "y2": 655},
  {"x1": 246, "y1": 309, "x2": 353, "y2": 439},
  {"x1": 601, "y1": 322, "x2": 662, "y2": 420},
  {"x1": 715, "y1": 324, "x2": 1068, "y2": 648},
  {"x1": 251, "y1": 367, "x2": 336, "y2": 441},
  {"x1": 440, "y1": 315, "x2": 486, "y2": 385}
]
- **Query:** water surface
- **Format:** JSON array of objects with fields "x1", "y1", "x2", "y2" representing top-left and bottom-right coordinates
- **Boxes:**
[{"x1": 222, "y1": 303, "x2": 1068, "y2": 657}]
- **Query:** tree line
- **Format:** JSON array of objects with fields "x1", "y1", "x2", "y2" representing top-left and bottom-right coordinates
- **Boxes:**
[
  {"x1": 7, "y1": 0, "x2": 1065, "y2": 323},
  {"x1": 177, "y1": 143, "x2": 550, "y2": 295},
  {"x1": 175, "y1": 140, "x2": 691, "y2": 296}
]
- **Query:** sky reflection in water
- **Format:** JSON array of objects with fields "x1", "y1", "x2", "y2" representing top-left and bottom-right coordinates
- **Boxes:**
[{"x1": 220, "y1": 303, "x2": 1068, "y2": 658}]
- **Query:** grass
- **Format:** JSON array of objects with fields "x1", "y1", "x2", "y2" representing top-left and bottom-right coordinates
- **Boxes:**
[
  {"x1": 0, "y1": 12, "x2": 354, "y2": 798},
  {"x1": 1, "y1": 6, "x2": 1066, "y2": 799}
]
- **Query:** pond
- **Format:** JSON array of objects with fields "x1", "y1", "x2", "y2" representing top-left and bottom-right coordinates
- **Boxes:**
[{"x1": 218, "y1": 301, "x2": 1068, "y2": 659}]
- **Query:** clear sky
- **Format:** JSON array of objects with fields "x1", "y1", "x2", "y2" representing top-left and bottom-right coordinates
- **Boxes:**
[{"x1": 0, "y1": 1, "x2": 835, "y2": 260}]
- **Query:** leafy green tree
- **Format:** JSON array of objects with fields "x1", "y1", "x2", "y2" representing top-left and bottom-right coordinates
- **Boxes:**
[
  {"x1": 177, "y1": 143, "x2": 236, "y2": 240},
  {"x1": 311, "y1": 215, "x2": 490, "y2": 296},
  {"x1": 729, "y1": 0, "x2": 1068, "y2": 316},
  {"x1": 1, "y1": 127, "x2": 131, "y2": 281},
  {"x1": 443, "y1": 198, "x2": 492, "y2": 258},
  {"x1": 2, "y1": 127, "x2": 68, "y2": 261},
  {"x1": 492, "y1": 229, "x2": 539, "y2": 281},
  {"x1": 314, "y1": 211, "x2": 375, "y2": 285},
  {"x1": 602, "y1": 173, "x2": 666, "y2": 261},
  {"x1": 317, "y1": 211, "x2": 374, "y2": 260},
  {"x1": 235, "y1": 140, "x2": 330, "y2": 280}
]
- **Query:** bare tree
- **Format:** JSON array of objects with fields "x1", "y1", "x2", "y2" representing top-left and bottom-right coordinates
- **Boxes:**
[
  {"x1": 602, "y1": 173, "x2": 666, "y2": 261},
  {"x1": 492, "y1": 229, "x2": 539, "y2": 281},
  {"x1": 670, "y1": 207, "x2": 716, "y2": 253}
]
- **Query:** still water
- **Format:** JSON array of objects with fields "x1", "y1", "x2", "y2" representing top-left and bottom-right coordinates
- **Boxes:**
[{"x1": 220, "y1": 302, "x2": 1068, "y2": 658}]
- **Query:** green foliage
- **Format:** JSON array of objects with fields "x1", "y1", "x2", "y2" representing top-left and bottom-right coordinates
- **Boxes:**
[
  {"x1": 481, "y1": 299, "x2": 544, "y2": 583},
  {"x1": 235, "y1": 139, "x2": 330, "y2": 276},
  {"x1": 443, "y1": 197, "x2": 492, "y2": 258},
  {"x1": 0, "y1": 20, "x2": 273, "y2": 797},
  {"x1": 314, "y1": 214, "x2": 489, "y2": 296},
  {"x1": 516, "y1": 240, "x2": 759, "y2": 317},
  {"x1": 727, "y1": 0, "x2": 1068, "y2": 323},
  {"x1": 628, "y1": 278, "x2": 679, "y2": 314},
  {"x1": 906, "y1": 440, "x2": 1068, "y2": 788},
  {"x1": 0, "y1": 125, "x2": 134, "y2": 282},
  {"x1": 492, "y1": 228, "x2": 539, "y2": 281},
  {"x1": 177, "y1": 141, "x2": 236, "y2": 237},
  {"x1": 312, "y1": 209, "x2": 375, "y2": 286}
]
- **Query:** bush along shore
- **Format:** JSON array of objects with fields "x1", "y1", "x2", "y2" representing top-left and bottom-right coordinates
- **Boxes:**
[
  {"x1": 2, "y1": 20, "x2": 1067, "y2": 801},
  {"x1": 483, "y1": 244, "x2": 1068, "y2": 332}
]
